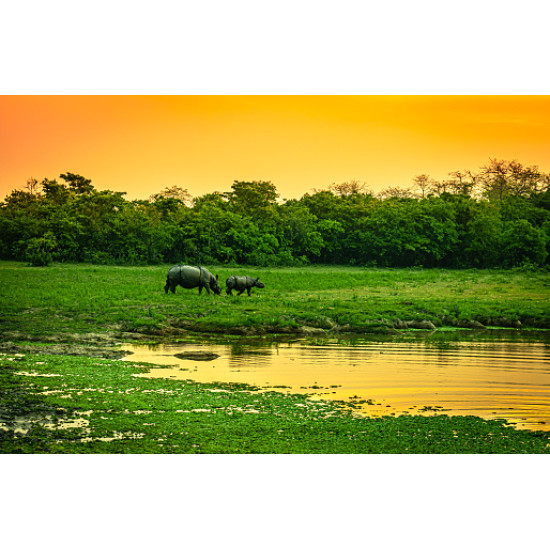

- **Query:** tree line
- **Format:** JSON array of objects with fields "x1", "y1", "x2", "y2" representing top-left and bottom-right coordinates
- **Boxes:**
[{"x1": 1, "y1": 159, "x2": 549, "y2": 268}]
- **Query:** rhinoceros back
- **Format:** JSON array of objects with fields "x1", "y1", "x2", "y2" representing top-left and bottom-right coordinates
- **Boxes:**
[
  {"x1": 168, "y1": 265, "x2": 204, "y2": 288},
  {"x1": 227, "y1": 275, "x2": 251, "y2": 290},
  {"x1": 235, "y1": 276, "x2": 250, "y2": 290}
]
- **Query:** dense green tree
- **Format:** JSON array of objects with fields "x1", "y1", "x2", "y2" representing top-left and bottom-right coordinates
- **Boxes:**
[
  {"x1": 278, "y1": 202, "x2": 324, "y2": 260},
  {"x1": 499, "y1": 219, "x2": 548, "y2": 266},
  {"x1": 1, "y1": 164, "x2": 549, "y2": 268},
  {"x1": 193, "y1": 192, "x2": 229, "y2": 211},
  {"x1": 41, "y1": 179, "x2": 70, "y2": 204},
  {"x1": 227, "y1": 180, "x2": 278, "y2": 211},
  {"x1": 461, "y1": 201, "x2": 503, "y2": 267}
]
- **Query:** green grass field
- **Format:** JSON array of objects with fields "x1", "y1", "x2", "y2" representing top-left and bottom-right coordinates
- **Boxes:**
[
  {"x1": 1, "y1": 262, "x2": 549, "y2": 339},
  {"x1": 1, "y1": 262, "x2": 550, "y2": 453}
]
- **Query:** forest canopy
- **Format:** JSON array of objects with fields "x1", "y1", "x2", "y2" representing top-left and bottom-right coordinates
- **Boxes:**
[{"x1": 1, "y1": 160, "x2": 549, "y2": 268}]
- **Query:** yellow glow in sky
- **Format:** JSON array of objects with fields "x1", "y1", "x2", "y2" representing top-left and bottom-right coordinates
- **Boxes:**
[{"x1": 1, "y1": 95, "x2": 549, "y2": 201}]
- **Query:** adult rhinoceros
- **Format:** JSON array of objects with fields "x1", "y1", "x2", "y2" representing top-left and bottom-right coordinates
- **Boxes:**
[
  {"x1": 164, "y1": 265, "x2": 221, "y2": 295},
  {"x1": 226, "y1": 275, "x2": 265, "y2": 296}
]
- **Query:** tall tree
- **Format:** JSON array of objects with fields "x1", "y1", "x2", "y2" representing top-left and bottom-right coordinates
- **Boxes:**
[
  {"x1": 150, "y1": 186, "x2": 193, "y2": 206},
  {"x1": 507, "y1": 161, "x2": 542, "y2": 196},
  {"x1": 329, "y1": 180, "x2": 370, "y2": 196},
  {"x1": 448, "y1": 170, "x2": 478, "y2": 196},
  {"x1": 227, "y1": 180, "x2": 279, "y2": 213},
  {"x1": 59, "y1": 173, "x2": 94, "y2": 194},
  {"x1": 412, "y1": 174, "x2": 432, "y2": 198},
  {"x1": 378, "y1": 186, "x2": 415, "y2": 199},
  {"x1": 25, "y1": 177, "x2": 40, "y2": 195},
  {"x1": 481, "y1": 159, "x2": 510, "y2": 200}
]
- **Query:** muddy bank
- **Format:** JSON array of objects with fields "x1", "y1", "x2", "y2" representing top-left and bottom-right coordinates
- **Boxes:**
[
  {"x1": 174, "y1": 351, "x2": 221, "y2": 361},
  {"x1": 0, "y1": 329, "x2": 157, "y2": 358},
  {"x1": 1, "y1": 330, "x2": 153, "y2": 345},
  {"x1": 0, "y1": 341, "x2": 131, "y2": 359},
  {"x1": 1, "y1": 312, "x2": 548, "y2": 355},
  {"x1": 149, "y1": 315, "x2": 547, "y2": 337}
]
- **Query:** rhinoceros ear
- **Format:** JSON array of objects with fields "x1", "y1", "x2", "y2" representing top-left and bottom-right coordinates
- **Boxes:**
[
  {"x1": 256, "y1": 277, "x2": 260, "y2": 280},
  {"x1": 216, "y1": 274, "x2": 219, "y2": 280}
]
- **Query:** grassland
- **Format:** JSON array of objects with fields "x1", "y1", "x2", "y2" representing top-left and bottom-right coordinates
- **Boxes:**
[
  {"x1": 0, "y1": 262, "x2": 549, "y2": 341},
  {"x1": 1, "y1": 261, "x2": 549, "y2": 453}
]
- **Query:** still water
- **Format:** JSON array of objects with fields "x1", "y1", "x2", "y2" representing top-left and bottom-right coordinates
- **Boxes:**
[{"x1": 121, "y1": 334, "x2": 550, "y2": 431}]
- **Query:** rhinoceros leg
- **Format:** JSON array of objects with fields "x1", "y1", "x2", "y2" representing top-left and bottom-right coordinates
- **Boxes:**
[
  {"x1": 165, "y1": 278, "x2": 177, "y2": 294},
  {"x1": 246, "y1": 288, "x2": 252, "y2": 296},
  {"x1": 237, "y1": 289, "x2": 245, "y2": 296}
]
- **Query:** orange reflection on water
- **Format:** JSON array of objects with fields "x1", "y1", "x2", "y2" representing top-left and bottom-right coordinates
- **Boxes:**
[{"x1": 122, "y1": 340, "x2": 550, "y2": 431}]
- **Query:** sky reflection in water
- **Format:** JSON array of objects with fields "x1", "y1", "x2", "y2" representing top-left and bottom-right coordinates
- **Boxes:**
[{"x1": 122, "y1": 337, "x2": 550, "y2": 431}]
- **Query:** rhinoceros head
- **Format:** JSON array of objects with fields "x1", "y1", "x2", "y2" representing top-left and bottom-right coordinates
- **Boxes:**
[
  {"x1": 254, "y1": 277, "x2": 265, "y2": 289},
  {"x1": 211, "y1": 274, "x2": 221, "y2": 295}
]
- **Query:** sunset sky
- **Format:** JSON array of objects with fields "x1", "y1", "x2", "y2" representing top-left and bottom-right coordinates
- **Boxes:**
[{"x1": 1, "y1": 95, "x2": 550, "y2": 202}]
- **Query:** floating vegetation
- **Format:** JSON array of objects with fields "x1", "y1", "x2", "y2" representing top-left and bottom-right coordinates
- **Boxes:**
[{"x1": 1, "y1": 353, "x2": 550, "y2": 454}]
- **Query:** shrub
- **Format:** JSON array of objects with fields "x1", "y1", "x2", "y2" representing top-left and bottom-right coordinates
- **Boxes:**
[{"x1": 24, "y1": 233, "x2": 57, "y2": 266}]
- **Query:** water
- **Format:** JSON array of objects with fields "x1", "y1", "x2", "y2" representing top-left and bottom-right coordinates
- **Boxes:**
[{"x1": 121, "y1": 334, "x2": 550, "y2": 431}]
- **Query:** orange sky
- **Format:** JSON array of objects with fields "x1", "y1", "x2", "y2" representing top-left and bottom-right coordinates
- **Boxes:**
[{"x1": 1, "y1": 95, "x2": 550, "y2": 201}]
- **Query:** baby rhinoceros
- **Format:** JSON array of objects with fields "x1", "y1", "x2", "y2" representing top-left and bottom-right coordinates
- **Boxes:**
[{"x1": 226, "y1": 275, "x2": 265, "y2": 296}]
